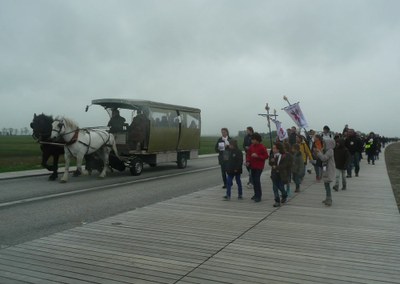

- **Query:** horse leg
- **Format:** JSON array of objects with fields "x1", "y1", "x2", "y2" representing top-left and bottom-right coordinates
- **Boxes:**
[
  {"x1": 42, "y1": 150, "x2": 52, "y2": 171},
  {"x1": 61, "y1": 150, "x2": 70, "y2": 183},
  {"x1": 49, "y1": 154, "x2": 60, "y2": 181},
  {"x1": 98, "y1": 148, "x2": 109, "y2": 178},
  {"x1": 73, "y1": 153, "x2": 85, "y2": 177}
]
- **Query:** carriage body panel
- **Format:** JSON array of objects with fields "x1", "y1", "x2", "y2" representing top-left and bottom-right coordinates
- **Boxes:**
[{"x1": 90, "y1": 98, "x2": 201, "y2": 174}]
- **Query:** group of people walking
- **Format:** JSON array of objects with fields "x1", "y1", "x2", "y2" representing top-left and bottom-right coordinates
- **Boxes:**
[{"x1": 215, "y1": 125, "x2": 384, "y2": 207}]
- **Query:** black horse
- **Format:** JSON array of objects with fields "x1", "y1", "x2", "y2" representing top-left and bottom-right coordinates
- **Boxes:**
[{"x1": 30, "y1": 113, "x2": 105, "y2": 180}]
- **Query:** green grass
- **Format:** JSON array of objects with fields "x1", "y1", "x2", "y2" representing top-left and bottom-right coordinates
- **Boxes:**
[
  {"x1": 0, "y1": 135, "x2": 224, "y2": 173},
  {"x1": 0, "y1": 134, "x2": 276, "y2": 173},
  {"x1": 198, "y1": 136, "x2": 218, "y2": 155},
  {"x1": 0, "y1": 136, "x2": 43, "y2": 172}
]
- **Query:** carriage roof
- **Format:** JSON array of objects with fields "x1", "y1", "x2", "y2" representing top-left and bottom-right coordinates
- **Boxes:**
[{"x1": 92, "y1": 98, "x2": 200, "y2": 113}]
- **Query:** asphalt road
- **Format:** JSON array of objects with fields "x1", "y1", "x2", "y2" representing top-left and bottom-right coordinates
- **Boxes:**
[{"x1": 0, "y1": 156, "x2": 228, "y2": 248}]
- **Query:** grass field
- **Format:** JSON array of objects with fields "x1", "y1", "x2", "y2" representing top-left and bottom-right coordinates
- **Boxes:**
[
  {"x1": 0, "y1": 135, "x2": 222, "y2": 173},
  {"x1": 0, "y1": 134, "x2": 274, "y2": 173},
  {"x1": 0, "y1": 136, "x2": 43, "y2": 172}
]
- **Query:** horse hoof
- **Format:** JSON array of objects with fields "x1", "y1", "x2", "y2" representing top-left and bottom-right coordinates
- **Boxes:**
[
  {"x1": 73, "y1": 170, "x2": 81, "y2": 177},
  {"x1": 48, "y1": 175, "x2": 57, "y2": 181}
]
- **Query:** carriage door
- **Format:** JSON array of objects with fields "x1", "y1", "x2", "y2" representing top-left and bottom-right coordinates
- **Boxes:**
[
  {"x1": 177, "y1": 111, "x2": 201, "y2": 151},
  {"x1": 147, "y1": 108, "x2": 180, "y2": 152}
]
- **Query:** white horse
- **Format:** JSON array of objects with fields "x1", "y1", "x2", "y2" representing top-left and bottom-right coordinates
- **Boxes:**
[{"x1": 50, "y1": 116, "x2": 119, "y2": 183}]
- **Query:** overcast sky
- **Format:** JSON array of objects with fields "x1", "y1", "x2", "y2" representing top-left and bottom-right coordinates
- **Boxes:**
[{"x1": 1, "y1": 0, "x2": 399, "y2": 137}]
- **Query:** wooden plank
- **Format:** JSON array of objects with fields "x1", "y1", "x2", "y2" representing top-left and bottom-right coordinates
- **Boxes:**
[{"x1": 0, "y1": 156, "x2": 399, "y2": 283}]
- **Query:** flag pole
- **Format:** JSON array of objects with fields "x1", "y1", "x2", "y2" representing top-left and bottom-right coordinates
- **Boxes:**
[
  {"x1": 258, "y1": 103, "x2": 278, "y2": 149},
  {"x1": 283, "y1": 95, "x2": 292, "y2": 106}
]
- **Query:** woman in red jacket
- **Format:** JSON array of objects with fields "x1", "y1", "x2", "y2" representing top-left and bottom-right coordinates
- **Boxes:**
[{"x1": 246, "y1": 133, "x2": 269, "y2": 202}]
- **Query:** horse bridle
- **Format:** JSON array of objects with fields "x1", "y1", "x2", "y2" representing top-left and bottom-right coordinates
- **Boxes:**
[
  {"x1": 52, "y1": 119, "x2": 65, "y2": 136},
  {"x1": 52, "y1": 119, "x2": 80, "y2": 146}
]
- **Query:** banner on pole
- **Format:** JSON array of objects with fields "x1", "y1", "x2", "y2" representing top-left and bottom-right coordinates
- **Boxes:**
[
  {"x1": 271, "y1": 118, "x2": 288, "y2": 141},
  {"x1": 282, "y1": 102, "x2": 308, "y2": 128}
]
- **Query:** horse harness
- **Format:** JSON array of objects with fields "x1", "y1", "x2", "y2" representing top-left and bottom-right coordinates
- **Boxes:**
[{"x1": 53, "y1": 119, "x2": 113, "y2": 155}]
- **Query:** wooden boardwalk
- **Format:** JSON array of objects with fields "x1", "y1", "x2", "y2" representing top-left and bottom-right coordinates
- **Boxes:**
[{"x1": 1, "y1": 154, "x2": 399, "y2": 283}]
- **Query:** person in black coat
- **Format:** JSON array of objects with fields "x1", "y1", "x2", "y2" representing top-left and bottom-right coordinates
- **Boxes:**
[
  {"x1": 345, "y1": 129, "x2": 363, "y2": 177},
  {"x1": 242, "y1": 126, "x2": 254, "y2": 187},
  {"x1": 223, "y1": 140, "x2": 243, "y2": 200},
  {"x1": 215, "y1": 128, "x2": 231, "y2": 188},
  {"x1": 333, "y1": 138, "x2": 351, "y2": 191},
  {"x1": 365, "y1": 132, "x2": 378, "y2": 165}
]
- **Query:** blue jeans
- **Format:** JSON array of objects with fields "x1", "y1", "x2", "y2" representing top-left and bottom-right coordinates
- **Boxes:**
[
  {"x1": 367, "y1": 153, "x2": 375, "y2": 164},
  {"x1": 313, "y1": 164, "x2": 322, "y2": 179},
  {"x1": 292, "y1": 173, "x2": 301, "y2": 189},
  {"x1": 226, "y1": 173, "x2": 243, "y2": 197},
  {"x1": 335, "y1": 169, "x2": 346, "y2": 188},
  {"x1": 347, "y1": 152, "x2": 360, "y2": 176},
  {"x1": 272, "y1": 175, "x2": 287, "y2": 203},
  {"x1": 324, "y1": 182, "x2": 332, "y2": 199},
  {"x1": 251, "y1": 169, "x2": 263, "y2": 200}
]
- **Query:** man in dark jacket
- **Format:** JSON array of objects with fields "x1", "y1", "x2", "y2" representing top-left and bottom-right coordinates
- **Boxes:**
[
  {"x1": 224, "y1": 140, "x2": 243, "y2": 200},
  {"x1": 242, "y1": 126, "x2": 254, "y2": 187},
  {"x1": 333, "y1": 138, "x2": 351, "y2": 191},
  {"x1": 365, "y1": 132, "x2": 378, "y2": 165},
  {"x1": 345, "y1": 129, "x2": 363, "y2": 177},
  {"x1": 215, "y1": 128, "x2": 231, "y2": 188}
]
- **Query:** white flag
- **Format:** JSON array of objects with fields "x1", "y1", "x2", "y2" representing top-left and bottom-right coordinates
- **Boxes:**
[
  {"x1": 271, "y1": 119, "x2": 288, "y2": 141},
  {"x1": 282, "y1": 102, "x2": 308, "y2": 128}
]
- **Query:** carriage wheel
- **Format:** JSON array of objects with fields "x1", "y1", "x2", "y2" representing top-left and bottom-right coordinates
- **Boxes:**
[
  {"x1": 177, "y1": 154, "x2": 187, "y2": 169},
  {"x1": 129, "y1": 158, "x2": 143, "y2": 176}
]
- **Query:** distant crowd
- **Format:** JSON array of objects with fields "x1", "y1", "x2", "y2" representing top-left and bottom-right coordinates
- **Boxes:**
[{"x1": 215, "y1": 125, "x2": 391, "y2": 207}]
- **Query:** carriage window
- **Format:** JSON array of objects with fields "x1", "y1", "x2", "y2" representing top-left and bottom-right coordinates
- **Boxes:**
[
  {"x1": 182, "y1": 112, "x2": 200, "y2": 129},
  {"x1": 105, "y1": 108, "x2": 131, "y2": 121},
  {"x1": 150, "y1": 109, "x2": 178, "y2": 128}
]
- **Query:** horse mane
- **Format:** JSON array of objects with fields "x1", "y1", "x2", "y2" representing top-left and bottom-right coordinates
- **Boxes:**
[
  {"x1": 56, "y1": 116, "x2": 79, "y2": 130},
  {"x1": 36, "y1": 113, "x2": 54, "y2": 124}
]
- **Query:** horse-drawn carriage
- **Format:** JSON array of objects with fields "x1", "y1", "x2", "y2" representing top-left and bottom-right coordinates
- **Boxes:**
[
  {"x1": 31, "y1": 99, "x2": 200, "y2": 182},
  {"x1": 87, "y1": 98, "x2": 201, "y2": 176}
]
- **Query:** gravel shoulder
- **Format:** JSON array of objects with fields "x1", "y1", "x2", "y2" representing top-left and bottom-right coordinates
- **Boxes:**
[{"x1": 385, "y1": 142, "x2": 400, "y2": 213}]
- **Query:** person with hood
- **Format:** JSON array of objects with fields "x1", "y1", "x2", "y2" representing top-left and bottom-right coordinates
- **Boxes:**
[
  {"x1": 322, "y1": 125, "x2": 333, "y2": 140},
  {"x1": 242, "y1": 126, "x2": 254, "y2": 188},
  {"x1": 314, "y1": 138, "x2": 336, "y2": 206},
  {"x1": 333, "y1": 138, "x2": 351, "y2": 191},
  {"x1": 365, "y1": 132, "x2": 378, "y2": 165},
  {"x1": 311, "y1": 134, "x2": 324, "y2": 182},
  {"x1": 224, "y1": 140, "x2": 243, "y2": 200},
  {"x1": 269, "y1": 142, "x2": 289, "y2": 207},
  {"x1": 291, "y1": 143, "x2": 304, "y2": 193},
  {"x1": 246, "y1": 133, "x2": 269, "y2": 202},
  {"x1": 345, "y1": 129, "x2": 363, "y2": 177},
  {"x1": 283, "y1": 142, "x2": 293, "y2": 196},
  {"x1": 215, "y1": 128, "x2": 231, "y2": 188}
]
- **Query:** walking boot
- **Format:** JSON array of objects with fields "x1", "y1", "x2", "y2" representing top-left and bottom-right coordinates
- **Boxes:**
[
  {"x1": 325, "y1": 198, "x2": 332, "y2": 206},
  {"x1": 332, "y1": 185, "x2": 339, "y2": 192}
]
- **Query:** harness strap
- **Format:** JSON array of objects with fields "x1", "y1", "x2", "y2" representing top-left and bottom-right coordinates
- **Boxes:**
[{"x1": 65, "y1": 129, "x2": 80, "y2": 146}]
